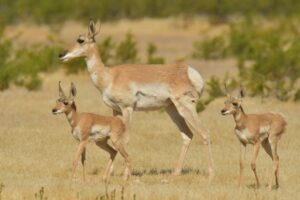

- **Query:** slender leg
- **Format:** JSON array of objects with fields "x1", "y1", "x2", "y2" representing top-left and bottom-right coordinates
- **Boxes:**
[
  {"x1": 120, "y1": 107, "x2": 133, "y2": 129},
  {"x1": 72, "y1": 141, "x2": 88, "y2": 181},
  {"x1": 239, "y1": 143, "x2": 246, "y2": 188},
  {"x1": 261, "y1": 139, "x2": 273, "y2": 159},
  {"x1": 251, "y1": 142, "x2": 261, "y2": 188},
  {"x1": 165, "y1": 104, "x2": 193, "y2": 176},
  {"x1": 111, "y1": 138, "x2": 131, "y2": 180},
  {"x1": 96, "y1": 139, "x2": 117, "y2": 182},
  {"x1": 81, "y1": 147, "x2": 86, "y2": 181},
  {"x1": 268, "y1": 138, "x2": 279, "y2": 190},
  {"x1": 170, "y1": 97, "x2": 214, "y2": 181}
]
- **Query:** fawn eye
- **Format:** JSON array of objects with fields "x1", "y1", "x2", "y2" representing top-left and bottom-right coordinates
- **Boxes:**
[
  {"x1": 77, "y1": 38, "x2": 84, "y2": 44},
  {"x1": 63, "y1": 102, "x2": 68, "y2": 105},
  {"x1": 232, "y1": 102, "x2": 238, "y2": 106}
]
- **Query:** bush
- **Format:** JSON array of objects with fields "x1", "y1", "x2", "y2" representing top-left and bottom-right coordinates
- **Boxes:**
[
  {"x1": 193, "y1": 36, "x2": 227, "y2": 60},
  {"x1": 147, "y1": 43, "x2": 165, "y2": 64},
  {"x1": 115, "y1": 33, "x2": 138, "y2": 64},
  {"x1": 193, "y1": 19, "x2": 300, "y2": 102}
]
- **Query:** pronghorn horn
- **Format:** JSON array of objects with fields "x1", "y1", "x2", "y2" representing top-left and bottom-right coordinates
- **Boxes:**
[{"x1": 58, "y1": 81, "x2": 66, "y2": 98}]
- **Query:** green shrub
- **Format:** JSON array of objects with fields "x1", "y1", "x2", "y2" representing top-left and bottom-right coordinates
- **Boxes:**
[
  {"x1": 115, "y1": 33, "x2": 138, "y2": 64},
  {"x1": 147, "y1": 43, "x2": 165, "y2": 64},
  {"x1": 193, "y1": 36, "x2": 227, "y2": 60}
]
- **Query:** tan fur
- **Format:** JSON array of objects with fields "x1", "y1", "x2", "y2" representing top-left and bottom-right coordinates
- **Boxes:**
[
  {"x1": 59, "y1": 20, "x2": 214, "y2": 179},
  {"x1": 221, "y1": 95, "x2": 287, "y2": 190},
  {"x1": 52, "y1": 82, "x2": 131, "y2": 182}
]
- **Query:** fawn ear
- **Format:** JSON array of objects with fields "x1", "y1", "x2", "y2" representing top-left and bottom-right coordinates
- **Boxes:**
[
  {"x1": 58, "y1": 81, "x2": 66, "y2": 98},
  {"x1": 69, "y1": 82, "x2": 77, "y2": 98},
  {"x1": 239, "y1": 85, "x2": 245, "y2": 98}
]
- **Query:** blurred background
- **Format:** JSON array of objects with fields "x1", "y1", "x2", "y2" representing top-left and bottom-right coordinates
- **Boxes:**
[{"x1": 1, "y1": 0, "x2": 300, "y2": 105}]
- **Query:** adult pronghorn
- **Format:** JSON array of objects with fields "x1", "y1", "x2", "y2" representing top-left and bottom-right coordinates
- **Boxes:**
[
  {"x1": 52, "y1": 82, "x2": 131, "y2": 182},
  {"x1": 59, "y1": 20, "x2": 214, "y2": 179},
  {"x1": 221, "y1": 88, "x2": 287, "y2": 190}
]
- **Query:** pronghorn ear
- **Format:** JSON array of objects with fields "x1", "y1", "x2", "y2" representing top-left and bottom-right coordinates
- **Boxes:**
[
  {"x1": 94, "y1": 19, "x2": 101, "y2": 35},
  {"x1": 70, "y1": 82, "x2": 77, "y2": 98},
  {"x1": 58, "y1": 81, "x2": 65, "y2": 98},
  {"x1": 239, "y1": 86, "x2": 245, "y2": 98},
  {"x1": 88, "y1": 20, "x2": 96, "y2": 38}
]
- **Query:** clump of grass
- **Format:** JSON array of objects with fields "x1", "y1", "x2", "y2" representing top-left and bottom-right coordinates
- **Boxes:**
[
  {"x1": 34, "y1": 187, "x2": 47, "y2": 200},
  {"x1": 95, "y1": 186, "x2": 136, "y2": 200},
  {"x1": 0, "y1": 183, "x2": 4, "y2": 200}
]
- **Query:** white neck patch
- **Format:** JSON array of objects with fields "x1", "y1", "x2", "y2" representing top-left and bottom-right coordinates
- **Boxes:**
[{"x1": 86, "y1": 55, "x2": 97, "y2": 71}]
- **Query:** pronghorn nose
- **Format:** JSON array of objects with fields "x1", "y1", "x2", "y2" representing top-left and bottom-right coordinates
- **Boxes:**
[
  {"x1": 52, "y1": 108, "x2": 57, "y2": 114},
  {"x1": 221, "y1": 109, "x2": 226, "y2": 115},
  {"x1": 59, "y1": 50, "x2": 67, "y2": 58}
]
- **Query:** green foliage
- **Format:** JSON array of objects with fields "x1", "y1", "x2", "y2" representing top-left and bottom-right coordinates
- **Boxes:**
[
  {"x1": 193, "y1": 37, "x2": 227, "y2": 60},
  {"x1": 115, "y1": 33, "x2": 138, "y2": 64},
  {"x1": 147, "y1": 43, "x2": 165, "y2": 64},
  {"x1": 3, "y1": 0, "x2": 300, "y2": 25},
  {"x1": 194, "y1": 19, "x2": 300, "y2": 102}
]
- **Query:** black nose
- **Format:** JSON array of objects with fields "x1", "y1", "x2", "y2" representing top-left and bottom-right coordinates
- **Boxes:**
[
  {"x1": 59, "y1": 50, "x2": 67, "y2": 58},
  {"x1": 52, "y1": 108, "x2": 57, "y2": 114},
  {"x1": 221, "y1": 109, "x2": 226, "y2": 115}
]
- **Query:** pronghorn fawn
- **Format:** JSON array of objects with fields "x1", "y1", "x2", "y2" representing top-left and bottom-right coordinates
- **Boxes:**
[
  {"x1": 52, "y1": 81, "x2": 131, "y2": 182},
  {"x1": 58, "y1": 19, "x2": 214, "y2": 180},
  {"x1": 221, "y1": 88, "x2": 287, "y2": 190}
]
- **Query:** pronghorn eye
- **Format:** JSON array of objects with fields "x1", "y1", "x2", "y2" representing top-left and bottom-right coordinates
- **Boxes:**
[
  {"x1": 77, "y1": 38, "x2": 84, "y2": 44},
  {"x1": 63, "y1": 102, "x2": 69, "y2": 105},
  {"x1": 232, "y1": 102, "x2": 238, "y2": 106}
]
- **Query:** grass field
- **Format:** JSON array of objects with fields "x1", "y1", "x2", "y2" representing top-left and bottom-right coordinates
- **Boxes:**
[{"x1": 0, "y1": 19, "x2": 299, "y2": 199}]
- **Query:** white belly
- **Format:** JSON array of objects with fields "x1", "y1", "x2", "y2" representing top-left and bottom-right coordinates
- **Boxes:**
[
  {"x1": 133, "y1": 83, "x2": 171, "y2": 110},
  {"x1": 89, "y1": 125, "x2": 111, "y2": 142}
]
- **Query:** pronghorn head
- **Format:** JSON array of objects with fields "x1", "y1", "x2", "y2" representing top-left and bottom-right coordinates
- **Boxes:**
[
  {"x1": 59, "y1": 20, "x2": 101, "y2": 62},
  {"x1": 221, "y1": 85, "x2": 245, "y2": 116},
  {"x1": 52, "y1": 81, "x2": 77, "y2": 115}
]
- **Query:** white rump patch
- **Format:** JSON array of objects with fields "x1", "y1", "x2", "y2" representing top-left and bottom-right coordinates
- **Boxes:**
[{"x1": 187, "y1": 66, "x2": 204, "y2": 95}]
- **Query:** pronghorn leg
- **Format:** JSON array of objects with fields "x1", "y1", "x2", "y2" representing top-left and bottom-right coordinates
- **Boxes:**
[
  {"x1": 96, "y1": 139, "x2": 117, "y2": 182},
  {"x1": 239, "y1": 143, "x2": 246, "y2": 188},
  {"x1": 72, "y1": 141, "x2": 88, "y2": 181},
  {"x1": 170, "y1": 96, "x2": 214, "y2": 181},
  {"x1": 261, "y1": 139, "x2": 273, "y2": 159},
  {"x1": 120, "y1": 107, "x2": 133, "y2": 129},
  {"x1": 165, "y1": 103, "x2": 193, "y2": 176},
  {"x1": 111, "y1": 138, "x2": 131, "y2": 181},
  {"x1": 268, "y1": 136, "x2": 280, "y2": 190},
  {"x1": 81, "y1": 147, "x2": 86, "y2": 181},
  {"x1": 251, "y1": 142, "x2": 261, "y2": 188}
]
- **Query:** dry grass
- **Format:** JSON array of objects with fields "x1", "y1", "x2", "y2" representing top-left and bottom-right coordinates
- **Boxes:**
[
  {"x1": 1, "y1": 73, "x2": 299, "y2": 200},
  {"x1": 0, "y1": 18, "x2": 299, "y2": 199}
]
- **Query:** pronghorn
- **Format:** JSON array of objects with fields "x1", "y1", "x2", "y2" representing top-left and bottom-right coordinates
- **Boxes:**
[
  {"x1": 52, "y1": 81, "x2": 131, "y2": 182},
  {"x1": 58, "y1": 20, "x2": 214, "y2": 179},
  {"x1": 221, "y1": 88, "x2": 287, "y2": 189}
]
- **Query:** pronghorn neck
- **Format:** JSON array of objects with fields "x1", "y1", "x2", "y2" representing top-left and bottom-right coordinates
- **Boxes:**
[
  {"x1": 85, "y1": 44, "x2": 105, "y2": 73},
  {"x1": 233, "y1": 106, "x2": 247, "y2": 128},
  {"x1": 65, "y1": 103, "x2": 78, "y2": 128},
  {"x1": 84, "y1": 44, "x2": 111, "y2": 92}
]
